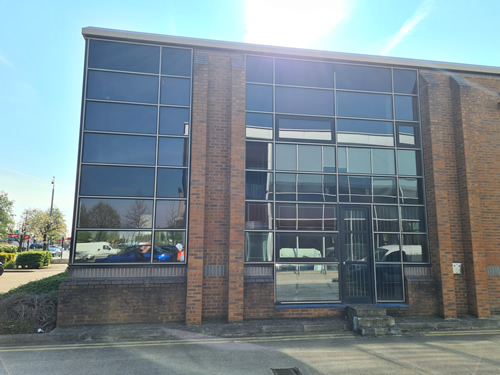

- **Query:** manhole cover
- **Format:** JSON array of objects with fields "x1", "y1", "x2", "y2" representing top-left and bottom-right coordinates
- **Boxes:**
[{"x1": 270, "y1": 368, "x2": 303, "y2": 375}]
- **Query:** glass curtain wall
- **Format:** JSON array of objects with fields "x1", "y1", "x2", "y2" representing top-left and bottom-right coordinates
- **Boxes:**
[
  {"x1": 245, "y1": 55, "x2": 427, "y2": 303},
  {"x1": 72, "y1": 39, "x2": 192, "y2": 265}
]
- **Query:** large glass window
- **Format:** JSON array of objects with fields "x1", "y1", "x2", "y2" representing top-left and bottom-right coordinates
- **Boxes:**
[
  {"x1": 75, "y1": 41, "x2": 192, "y2": 265},
  {"x1": 87, "y1": 71, "x2": 158, "y2": 104},
  {"x1": 85, "y1": 101, "x2": 157, "y2": 134},
  {"x1": 83, "y1": 133, "x2": 156, "y2": 165},
  {"x1": 245, "y1": 56, "x2": 426, "y2": 305}
]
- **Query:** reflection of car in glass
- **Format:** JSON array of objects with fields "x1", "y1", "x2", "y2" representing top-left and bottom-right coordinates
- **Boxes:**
[
  {"x1": 375, "y1": 245, "x2": 423, "y2": 262},
  {"x1": 95, "y1": 245, "x2": 175, "y2": 263},
  {"x1": 48, "y1": 245, "x2": 62, "y2": 257},
  {"x1": 75, "y1": 242, "x2": 119, "y2": 261}
]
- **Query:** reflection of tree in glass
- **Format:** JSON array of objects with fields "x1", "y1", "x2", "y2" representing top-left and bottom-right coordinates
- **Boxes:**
[
  {"x1": 125, "y1": 200, "x2": 150, "y2": 228},
  {"x1": 80, "y1": 202, "x2": 121, "y2": 228},
  {"x1": 159, "y1": 201, "x2": 185, "y2": 228}
]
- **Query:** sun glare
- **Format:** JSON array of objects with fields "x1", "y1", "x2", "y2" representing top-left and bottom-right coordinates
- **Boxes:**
[{"x1": 244, "y1": 0, "x2": 348, "y2": 49}]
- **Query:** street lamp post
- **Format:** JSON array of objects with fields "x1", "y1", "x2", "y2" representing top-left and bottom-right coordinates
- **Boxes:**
[{"x1": 49, "y1": 176, "x2": 55, "y2": 246}]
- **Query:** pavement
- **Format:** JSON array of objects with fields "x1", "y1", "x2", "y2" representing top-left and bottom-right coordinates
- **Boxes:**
[{"x1": 1, "y1": 314, "x2": 500, "y2": 346}]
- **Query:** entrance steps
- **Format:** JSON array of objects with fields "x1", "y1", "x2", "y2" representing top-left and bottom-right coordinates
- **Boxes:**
[{"x1": 347, "y1": 305, "x2": 401, "y2": 336}]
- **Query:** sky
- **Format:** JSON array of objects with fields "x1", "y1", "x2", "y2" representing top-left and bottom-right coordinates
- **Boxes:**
[{"x1": 1, "y1": 0, "x2": 499, "y2": 233}]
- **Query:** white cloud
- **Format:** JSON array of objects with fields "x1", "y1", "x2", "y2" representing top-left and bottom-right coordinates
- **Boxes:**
[
  {"x1": 244, "y1": 0, "x2": 348, "y2": 49},
  {"x1": 0, "y1": 53, "x2": 14, "y2": 69},
  {"x1": 380, "y1": 0, "x2": 433, "y2": 56}
]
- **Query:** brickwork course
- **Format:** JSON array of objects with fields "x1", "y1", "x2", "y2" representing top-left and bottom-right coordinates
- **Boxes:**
[{"x1": 57, "y1": 28, "x2": 500, "y2": 328}]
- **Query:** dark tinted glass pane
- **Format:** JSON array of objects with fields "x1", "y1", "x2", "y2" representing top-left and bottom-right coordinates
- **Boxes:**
[
  {"x1": 337, "y1": 119, "x2": 394, "y2": 146},
  {"x1": 298, "y1": 145, "x2": 322, "y2": 172},
  {"x1": 376, "y1": 264, "x2": 404, "y2": 300},
  {"x1": 395, "y1": 95, "x2": 419, "y2": 121},
  {"x1": 246, "y1": 202, "x2": 273, "y2": 230},
  {"x1": 85, "y1": 101, "x2": 157, "y2": 134},
  {"x1": 246, "y1": 172, "x2": 273, "y2": 200},
  {"x1": 275, "y1": 173, "x2": 296, "y2": 201},
  {"x1": 373, "y1": 149, "x2": 395, "y2": 175},
  {"x1": 399, "y1": 178, "x2": 424, "y2": 204},
  {"x1": 323, "y1": 147, "x2": 335, "y2": 172},
  {"x1": 246, "y1": 142, "x2": 273, "y2": 170},
  {"x1": 74, "y1": 231, "x2": 152, "y2": 263},
  {"x1": 323, "y1": 175, "x2": 337, "y2": 202},
  {"x1": 276, "y1": 144, "x2": 297, "y2": 171},
  {"x1": 338, "y1": 147, "x2": 347, "y2": 173},
  {"x1": 324, "y1": 206, "x2": 338, "y2": 232},
  {"x1": 246, "y1": 112, "x2": 273, "y2": 139},
  {"x1": 373, "y1": 177, "x2": 397, "y2": 203},
  {"x1": 245, "y1": 232, "x2": 273, "y2": 262},
  {"x1": 276, "y1": 203, "x2": 297, "y2": 230},
  {"x1": 275, "y1": 59, "x2": 334, "y2": 88},
  {"x1": 336, "y1": 64, "x2": 392, "y2": 92},
  {"x1": 277, "y1": 116, "x2": 333, "y2": 141},
  {"x1": 158, "y1": 138, "x2": 188, "y2": 166},
  {"x1": 337, "y1": 92, "x2": 393, "y2": 119},
  {"x1": 155, "y1": 200, "x2": 186, "y2": 229},
  {"x1": 246, "y1": 84, "x2": 273, "y2": 111},
  {"x1": 79, "y1": 198, "x2": 153, "y2": 228},
  {"x1": 80, "y1": 165, "x2": 154, "y2": 197},
  {"x1": 394, "y1": 69, "x2": 418, "y2": 94},
  {"x1": 157, "y1": 168, "x2": 188, "y2": 198},
  {"x1": 161, "y1": 77, "x2": 191, "y2": 106},
  {"x1": 87, "y1": 71, "x2": 158, "y2": 104},
  {"x1": 160, "y1": 107, "x2": 190, "y2": 135},
  {"x1": 402, "y1": 234, "x2": 428, "y2": 262},
  {"x1": 88, "y1": 40, "x2": 159, "y2": 74},
  {"x1": 276, "y1": 87, "x2": 334, "y2": 116},
  {"x1": 298, "y1": 204, "x2": 323, "y2": 230},
  {"x1": 298, "y1": 174, "x2": 323, "y2": 202},
  {"x1": 246, "y1": 56, "x2": 273, "y2": 83},
  {"x1": 374, "y1": 234, "x2": 400, "y2": 261},
  {"x1": 339, "y1": 176, "x2": 371, "y2": 202},
  {"x1": 398, "y1": 123, "x2": 417, "y2": 146},
  {"x1": 373, "y1": 205, "x2": 399, "y2": 232},
  {"x1": 161, "y1": 47, "x2": 192, "y2": 76},
  {"x1": 401, "y1": 206, "x2": 426, "y2": 232},
  {"x1": 83, "y1": 133, "x2": 156, "y2": 165},
  {"x1": 397, "y1": 150, "x2": 420, "y2": 176}
]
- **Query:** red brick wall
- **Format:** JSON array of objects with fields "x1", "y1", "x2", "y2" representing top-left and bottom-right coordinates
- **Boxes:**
[{"x1": 57, "y1": 281, "x2": 186, "y2": 327}]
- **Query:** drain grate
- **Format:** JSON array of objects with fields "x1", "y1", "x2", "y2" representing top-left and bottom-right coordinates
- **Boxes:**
[{"x1": 270, "y1": 368, "x2": 303, "y2": 375}]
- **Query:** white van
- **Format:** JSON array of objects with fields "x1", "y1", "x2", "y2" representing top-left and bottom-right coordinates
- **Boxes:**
[{"x1": 75, "y1": 242, "x2": 119, "y2": 261}]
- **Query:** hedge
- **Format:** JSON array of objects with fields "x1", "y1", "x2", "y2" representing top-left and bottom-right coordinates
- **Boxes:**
[
  {"x1": 15, "y1": 251, "x2": 52, "y2": 269},
  {"x1": 0, "y1": 253, "x2": 15, "y2": 263},
  {"x1": 0, "y1": 244, "x2": 17, "y2": 254}
]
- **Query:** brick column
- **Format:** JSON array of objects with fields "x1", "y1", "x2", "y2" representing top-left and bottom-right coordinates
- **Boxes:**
[
  {"x1": 419, "y1": 72, "x2": 458, "y2": 318},
  {"x1": 185, "y1": 52, "x2": 209, "y2": 325},
  {"x1": 227, "y1": 55, "x2": 246, "y2": 322},
  {"x1": 450, "y1": 75, "x2": 491, "y2": 318}
]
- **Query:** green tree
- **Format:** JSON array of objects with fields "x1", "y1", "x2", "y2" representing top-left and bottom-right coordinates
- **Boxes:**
[
  {"x1": 0, "y1": 191, "x2": 15, "y2": 239},
  {"x1": 28, "y1": 208, "x2": 67, "y2": 250}
]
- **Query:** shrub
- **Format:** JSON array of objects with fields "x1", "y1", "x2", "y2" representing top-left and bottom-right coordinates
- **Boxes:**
[
  {"x1": 0, "y1": 244, "x2": 17, "y2": 253},
  {"x1": 0, "y1": 271, "x2": 67, "y2": 334},
  {"x1": 0, "y1": 252, "x2": 15, "y2": 263},
  {"x1": 15, "y1": 251, "x2": 52, "y2": 269},
  {"x1": 5, "y1": 261, "x2": 16, "y2": 269}
]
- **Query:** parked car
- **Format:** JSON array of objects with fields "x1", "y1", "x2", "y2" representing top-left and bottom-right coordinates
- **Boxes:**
[
  {"x1": 95, "y1": 245, "x2": 175, "y2": 263},
  {"x1": 48, "y1": 245, "x2": 62, "y2": 257},
  {"x1": 29, "y1": 243, "x2": 43, "y2": 250},
  {"x1": 0, "y1": 261, "x2": 3, "y2": 276}
]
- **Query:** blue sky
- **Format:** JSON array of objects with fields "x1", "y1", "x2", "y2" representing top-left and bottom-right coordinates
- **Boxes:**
[{"x1": 1, "y1": 0, "x2": 499, "y2": 231}]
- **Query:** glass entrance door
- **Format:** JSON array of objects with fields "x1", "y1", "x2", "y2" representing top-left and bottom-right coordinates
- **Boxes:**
[{"x1": 340, "y1": 206, "x2": 374, "y2": 304}]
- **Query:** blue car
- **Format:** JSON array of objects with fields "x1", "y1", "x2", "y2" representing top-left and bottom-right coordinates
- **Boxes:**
[{"x1": 95, "y1": 245, "x2": 175, "y2": 263}]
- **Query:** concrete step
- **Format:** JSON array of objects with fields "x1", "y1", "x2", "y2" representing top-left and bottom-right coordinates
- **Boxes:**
[
  {"x1": 347, "y1": 304, "x2": 387, "y2": 318},
  {"x1": 358, "y1": 326, "x2": 402, "y2": 337},
  {"x1": 355, "y1": 316, "x2": 395, "y2": 329}
]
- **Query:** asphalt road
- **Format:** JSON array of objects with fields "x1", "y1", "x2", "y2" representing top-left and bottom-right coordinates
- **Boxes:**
[{"x1": 0, "y1": 330, "x2": 499, "y2": 374}]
